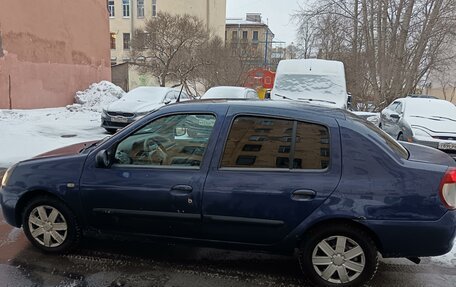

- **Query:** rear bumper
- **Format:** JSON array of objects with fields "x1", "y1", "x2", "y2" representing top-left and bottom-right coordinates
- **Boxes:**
[{"x1": 366, "y1": 211, "x2": 456, "y2": 258}]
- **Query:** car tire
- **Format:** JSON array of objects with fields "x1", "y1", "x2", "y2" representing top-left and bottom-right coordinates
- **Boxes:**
[
  {"x1": 105, "y1": 128, "x2": 117, "y2": 134},
  {"x1": 22, "y1": 196, "x2": 81, "y2": 253},
  {"x1": 298, "y1": 223, "x2": 378, "y2": 287}
]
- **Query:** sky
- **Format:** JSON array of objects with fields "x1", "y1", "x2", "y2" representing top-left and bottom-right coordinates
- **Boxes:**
[{"x1": 226, "y1": 0, "x2": 305, "y2": 45}]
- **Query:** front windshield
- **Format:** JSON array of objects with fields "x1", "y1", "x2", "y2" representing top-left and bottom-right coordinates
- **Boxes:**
[
  {"x1": 124, "y1": 88, "x2": 166, "y2": 103},
  {"x1": 405, "y1": 99, "x2": 456, "y2": 119},
  {"x1": 275, "y1": 74, "x2": 346, "y2": 97}
]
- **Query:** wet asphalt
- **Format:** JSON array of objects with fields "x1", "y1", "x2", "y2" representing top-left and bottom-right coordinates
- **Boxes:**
[{"x1": 0, "y1": 169, "x2": 455, "y2": 287}]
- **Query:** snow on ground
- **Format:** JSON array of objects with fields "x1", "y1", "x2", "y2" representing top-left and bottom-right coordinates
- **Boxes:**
[
  {"x1": 430, "y1": 239, "x2": 456, "y2": 267},
  {"x1": 0, "y1": 81, "x2": 125, "y2": 167}
]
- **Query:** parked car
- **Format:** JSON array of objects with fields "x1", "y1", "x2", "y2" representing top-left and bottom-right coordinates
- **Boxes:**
[
  {"x1": 380, "y1": 97, "x2": 456, "y2": 159},
  {"x1": 101, "y1": 86, "x2": 190, "y2": 133},
  {"x1": 2, "y1": 101, "x2": 455, "y2": 287},
  {"x1": 201, "y1": 86, "x2": 259, "y2": 100},
  {"x1": 351, "y1": 111, "x2": 380, "y2": 126},
  {"x1": 271, "y1": 59, "x2": 350, "y2": 109}
]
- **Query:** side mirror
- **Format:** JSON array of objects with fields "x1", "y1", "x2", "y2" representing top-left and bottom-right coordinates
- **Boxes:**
[
  {"x1": 164, "y1": 100, "x2": 172, "y2": 105},
  {"x1": 95, "y1": 149, "x2": 110, "y2": 168},
  {"x1": 390, "y1": 113, "x2": 400, "y2": 120}
]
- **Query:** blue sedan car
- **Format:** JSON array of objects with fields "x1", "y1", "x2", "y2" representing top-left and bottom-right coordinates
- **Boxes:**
[{"x1": 1, "y1": 101, "x2": 455, "y2": 287}]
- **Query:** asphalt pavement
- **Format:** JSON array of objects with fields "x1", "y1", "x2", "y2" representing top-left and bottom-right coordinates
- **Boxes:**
[{"x1": 0, "y1": 169, "x2": 455, "y2": 287}]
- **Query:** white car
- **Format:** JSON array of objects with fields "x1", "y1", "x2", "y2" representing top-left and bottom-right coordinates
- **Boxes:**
[
  {"x1": 201, "y1": 86, "x2": 259, "y2": 100},
  {"x1": 101, "y1": 87, "x2": 190, "y2": 133},
  {"x1": 380, "y1": 96, "x2": 456, "y2": 159}
]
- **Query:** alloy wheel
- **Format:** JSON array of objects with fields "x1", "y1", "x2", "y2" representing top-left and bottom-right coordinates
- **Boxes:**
[
  {"x1": 311, "y1": 235, "x2": 366, "y2": 284},
  {"x1": 28, "y1": 205, "x2": 68, "y2": 248}
]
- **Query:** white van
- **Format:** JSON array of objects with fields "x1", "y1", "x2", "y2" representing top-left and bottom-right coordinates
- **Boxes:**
[{"x1": 270, "y1": 59, "x2": 349, "y2": 109}]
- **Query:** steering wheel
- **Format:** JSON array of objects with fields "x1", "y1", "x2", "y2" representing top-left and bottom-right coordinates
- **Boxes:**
[{"x1": 143, "y1": 137, "x2": 168, "y2": 164}]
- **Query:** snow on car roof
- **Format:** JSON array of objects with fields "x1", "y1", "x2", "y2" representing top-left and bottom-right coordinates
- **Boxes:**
[
  {"x1": 202, "y1": 86, "x2": 251, "y2": 99},
  {"x1": 124, "y1": 87, "x2": 173, "y2": 101}
]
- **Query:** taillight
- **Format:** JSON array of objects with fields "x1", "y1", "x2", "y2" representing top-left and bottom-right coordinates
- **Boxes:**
[{"x1": 439, "y1": 168, "x2": 456, "y2": 210}]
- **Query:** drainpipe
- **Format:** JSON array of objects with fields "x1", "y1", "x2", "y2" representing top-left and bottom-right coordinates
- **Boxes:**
[
  {"x1": 206, "y1": 0, "x2": 210, "y2": 32},
  {"x1": 264, "y1": 20, "x2": 269, "y2": 68}
]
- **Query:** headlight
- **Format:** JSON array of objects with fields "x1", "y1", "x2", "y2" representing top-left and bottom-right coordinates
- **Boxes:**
[
  {"x1": 412, "y1": 127, "x2": 432, "y2": 138},
  {"x1": 1, "y1": 164, "x2": 17, "y2": 188},
  {"x1": 101, "y1": 109, "x2": 108, "y2": 117}
]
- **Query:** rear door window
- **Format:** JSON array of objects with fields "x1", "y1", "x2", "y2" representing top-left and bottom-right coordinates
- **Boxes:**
[{"x1": 221, "y1": 116, "x2": 330, "y2": 170}]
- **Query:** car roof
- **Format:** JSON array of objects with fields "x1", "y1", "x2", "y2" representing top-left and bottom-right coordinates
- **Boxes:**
[{"x1": 172, "y1": 99, "x2": 347, "y2": 119}]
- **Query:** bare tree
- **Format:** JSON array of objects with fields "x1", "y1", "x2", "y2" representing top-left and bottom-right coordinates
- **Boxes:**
[
  {"x1": 295, "y1": 0, "x2": 456, "y2": 109},
  {"x1": 192, "y1": 37, "x2": 253, "y2": 92},
  {"x1": 131, "y1": 12, "x2": 210, "y2": 87}
]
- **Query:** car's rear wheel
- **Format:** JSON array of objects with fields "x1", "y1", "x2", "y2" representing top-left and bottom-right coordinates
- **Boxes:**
[
  {"x1": 298, "y1": 224, "x2": 378, "y2": 287},
  {"x1": 22, "y1": 196, "x2": 81, "y2": 253}
]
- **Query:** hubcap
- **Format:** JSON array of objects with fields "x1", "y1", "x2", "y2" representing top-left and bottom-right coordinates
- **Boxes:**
[
  {"x1": 312, "y1": 235, "x2": 365, "y2": 284},
  {"x1": 28, "y1": 205, "x2": 68, "y2": 248}
]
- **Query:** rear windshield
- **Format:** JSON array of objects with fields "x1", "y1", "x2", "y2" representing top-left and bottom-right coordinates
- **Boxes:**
[{"x1": 348, "y1": 115, "x2": 409, "y2": 159}]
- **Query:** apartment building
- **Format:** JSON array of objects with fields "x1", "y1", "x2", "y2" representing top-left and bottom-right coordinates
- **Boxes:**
[
  {"x1": 226, "y1": 13, "x2": 275, "y2": 68},
  {"x1": 109, "y1": 0, "x2": 226, "y2": 89}
]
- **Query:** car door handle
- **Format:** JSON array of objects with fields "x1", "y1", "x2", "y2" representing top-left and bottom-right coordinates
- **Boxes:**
[
  {"x1": 170, "y1": 185, "x2": 193, "y2": 196},
  {"x1": 292, "y1": 189, "x2": 316, "y2": 201}
]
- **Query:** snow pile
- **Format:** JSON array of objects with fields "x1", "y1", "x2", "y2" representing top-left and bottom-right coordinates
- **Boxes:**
[
  {"x1": 68, "y1": 81, "x2": 125, "y2": 112},
  {"x1": 431, "y1": 239, "x2": 456, "y2": 267}
]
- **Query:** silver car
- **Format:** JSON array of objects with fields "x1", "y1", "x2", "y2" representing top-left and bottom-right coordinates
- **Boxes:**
[
  {"x1": 380, "y1": 97, "x2": 456, "y2": 159},
  {"x1": 101, "y1": 87, "x2": 190, "y2": 133}
]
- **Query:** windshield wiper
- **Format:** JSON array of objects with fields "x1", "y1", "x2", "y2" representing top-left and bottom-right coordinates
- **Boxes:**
[
  {"x1": 297, "y1": 98, "x2": 336, "y2": 104},
  {"x1": 80, "y1": 136, "x2": 111, "y2": 153},
  {"x1": 274, "y1": 93, "x2": 301, "y2": 101},
  {"x1": 429, "y1": 116, "x2": 456, "y2": 122}
]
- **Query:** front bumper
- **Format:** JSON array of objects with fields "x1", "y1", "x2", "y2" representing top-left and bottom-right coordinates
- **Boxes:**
[
  {"x1": 101, "y1": 115, "x2": 134, "y2": 130},
  {"x1": 366, "y1": 211, "x2": 456, "y2": 258},
  {"x1": 0, "y1": 186, "x2": 21, "y2": 227}
]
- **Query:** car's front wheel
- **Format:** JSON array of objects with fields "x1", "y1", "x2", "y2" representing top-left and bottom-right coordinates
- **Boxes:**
[
  {"x1": 298, "y1": 224, "x2": 378, "y2": 287},
  {"x1": 22, "y1": 196, "x2": 81, "y2": 253}
]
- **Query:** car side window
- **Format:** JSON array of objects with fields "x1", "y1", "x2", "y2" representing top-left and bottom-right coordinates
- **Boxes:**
[
  {"x1": 221, "y1": 116, "x2": 330, "y2": 170},
  {"x1": 164, "y1": 91, "x2": 178, "y2": 103},
  {"x1": 394, "y1": 103, "x2": 403, "y2": 114},
  {"x1": 114, "y1": 114, "x2": 216, "y2": 168},
  {"x1": 294, "y1": 122, "x2": 330, "y2": 169},
  {"x1": 389, "y1": 102, "x2": 399, "y2": 111}
]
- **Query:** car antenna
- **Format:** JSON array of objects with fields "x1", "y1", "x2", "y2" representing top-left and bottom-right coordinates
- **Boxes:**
[{"x1": 176, "y1": 84, "x2": 184, "y2": 103}]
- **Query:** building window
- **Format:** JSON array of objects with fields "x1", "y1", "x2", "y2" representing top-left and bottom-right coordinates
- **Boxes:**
[
  {"x1": 123, "y1": 33, "x2": 131, "y2": 50},
  {"x1": 232, "y1": 30, "x2": 238, "y2": 40},
  {"x1": 137, "y1": 0, "x2": 144, "y2": 17},
  {"x1": 110, "y1": 33, "x2": 116, "y2": 49},
  {"x1": 123, "y1": 0, "x2": 130, "y2": 17},
  {"x1": 253, "y1": 31, "x2": 259, "y2": 42},
  {"x1": 242, "y1": 31, "x2": 248, "y2": 40},
  {"x1": 108, "y1": 0, "x2": 115, "y2": 17},
  {"x1": 152, "y1": 0, "x2": 157, "y2": 17}
]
